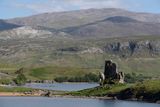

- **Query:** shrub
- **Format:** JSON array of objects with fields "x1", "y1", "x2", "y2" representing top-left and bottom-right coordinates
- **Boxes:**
[
  {"x1": 54, "y1": 76, "x2": 69, "y2": 83},
  {"x1": 0, "y1": 79, "x2": 12, "y2": 85},
  {"x1": 13, "y1": 74, "x2": 27, "y2": 86},
  {"x1": 54, "y1": 73, "x2": 99, "y2": 82},
  {"x1": 124, "y1": 72, "x2": 150, "y2": 83}
]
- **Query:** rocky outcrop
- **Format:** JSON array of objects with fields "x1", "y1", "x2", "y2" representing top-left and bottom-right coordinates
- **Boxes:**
[
  {"x1": 80, "y1": 47, "x2": 103, "y2": 54},
  {"x1": 0, "y1": 26, "x2": 52, "y2": 40},
  {"x1": 104, "y1": 40, "x2": 160, "y2": 57}
]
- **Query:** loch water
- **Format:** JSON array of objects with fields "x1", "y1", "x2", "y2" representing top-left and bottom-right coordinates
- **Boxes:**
[
  {"x1": 0, "y1": 96, "x2": 159, "y2": 107},
  {"x1": 24, "y1": 83, "x2": 99, "y2": 91}
]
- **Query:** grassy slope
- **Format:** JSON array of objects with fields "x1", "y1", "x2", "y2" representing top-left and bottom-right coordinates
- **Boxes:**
[
  {"x1": 27, "y1": 66, "x2": 99, "y2": 80},
  {"x1": 22, "y1": 57, "x2": 160, "y2": 80},
  {"x1": 0, "y1": 36, "x2": 160, "y2": 80},
  {"x1": 0, "y1": 57, "x2": 160, "y2": 80}
]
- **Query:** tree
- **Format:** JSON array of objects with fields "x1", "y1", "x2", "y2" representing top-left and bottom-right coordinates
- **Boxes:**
[{"x1": 13, "y1": 73, "x2": 27, "y2": 86}]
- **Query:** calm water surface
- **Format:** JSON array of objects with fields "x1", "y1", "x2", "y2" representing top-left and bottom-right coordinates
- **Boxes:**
[
  {"x1": 2, "y1": 83, "x2": 159, "y2": 107},
  {"x1": 24, "y1": 83, "x2": 99, "y2": 91},
  {"x1": 0, "y1": 97, "x2": 159, "y2": 107}
]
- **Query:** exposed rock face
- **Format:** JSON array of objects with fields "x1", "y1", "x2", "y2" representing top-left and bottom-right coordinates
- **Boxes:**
[
  {"x1": 80, "y1": 47, "x2": 103, "y2": 54},
  {"x1": 100, "y1": 60, "x2": 124, "y2": 85},
  {"x1": 0, "y1": 26, "x2": 52, "y2": 40},
  {"x1": 104, "y1": 40, "x2": 160, "y2": 57}
]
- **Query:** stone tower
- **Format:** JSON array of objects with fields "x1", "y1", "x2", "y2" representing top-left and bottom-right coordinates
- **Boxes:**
[{"x1": 100, "y1": 60, "x2": 124, "y2": 85}]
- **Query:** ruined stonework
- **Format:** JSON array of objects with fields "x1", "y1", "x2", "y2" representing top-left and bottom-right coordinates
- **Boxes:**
[{"x1": 99, "y1": 60, "x2": 124, "y2": 85}]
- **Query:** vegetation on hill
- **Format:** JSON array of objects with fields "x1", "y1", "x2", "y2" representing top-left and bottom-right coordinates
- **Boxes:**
[
  {"x1": 13, "y1": 68, "x2": 27, "y2": 85},
  {"x1": 27, "y1": 66, "x2": 99, "y2": 80},
  {"x1": 0, "y1": 65, "x2": 156, "y2": 84},
  {"x1": 0, "y1": 36, "x2": 160, "y2": 82}
]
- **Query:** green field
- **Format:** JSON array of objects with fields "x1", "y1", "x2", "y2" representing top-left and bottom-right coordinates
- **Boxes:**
[{"x1": 0, "y1": 57, "x2": 160, "y2": 81}]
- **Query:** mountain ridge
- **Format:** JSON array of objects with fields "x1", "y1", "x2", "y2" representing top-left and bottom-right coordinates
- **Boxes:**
[
  {"x1": 61, "y1": 16, "x2": 160, "y2": 38},
  {"x1": 6, "y1": 8, "x2": 160, "y2": 30}
]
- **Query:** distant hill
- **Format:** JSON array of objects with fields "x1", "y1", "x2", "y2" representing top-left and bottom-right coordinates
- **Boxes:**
[
  {"x1": 4, "y1": 8, "x2": 160, "y2": 39},
  {"x1": 6, "y1": 8, "x2": 160, "y2": 30}
]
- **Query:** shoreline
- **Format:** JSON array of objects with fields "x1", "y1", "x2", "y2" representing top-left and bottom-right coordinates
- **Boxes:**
[
  {"x1": 0, "y1": 80, "x2": 160, "y2": 104},
  {"x1": 0, "y1": 92, "x2": 41, "y2": 97},
  {"x1": 0, "y1": 92, "x2": 115, "y2": 100},
  {"x1": 0, "y1": 92, "x2": 112, "y2": 100},
  {"x1": 0, "y1": 92, "x2": 159, "y2": 104}
]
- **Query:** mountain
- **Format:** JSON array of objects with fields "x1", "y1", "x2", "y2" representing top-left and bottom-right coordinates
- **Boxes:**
[
  {"x1": 0, "y1": 19, "x2": 20, "y2": 31},
  {"x1": 0, "y1": 8, "x2": 160, "y2": 77},
  {"x1": 6, "y1": 8, "x2": 160, "y2": 30},
  {"x1": 5, "y1": 8, "x2": 160, "y2": 39},
  {"x1": 62, "y1": 16, "x2": 160, "y2": 38}
]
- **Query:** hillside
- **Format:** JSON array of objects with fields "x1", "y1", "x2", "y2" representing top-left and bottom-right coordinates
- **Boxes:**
[
  {"x1": 3, "y1": 8, "x2": 160, "y2": 39},
  {"x1": 62, "y1": 16, "x2": 160, "y2": 38},
  {"x1": 0, "y1": 8, "x2": 160, "y2": 80},
  {"x1": 0, "y1": 36, "x2": 160, "y2": 80}
]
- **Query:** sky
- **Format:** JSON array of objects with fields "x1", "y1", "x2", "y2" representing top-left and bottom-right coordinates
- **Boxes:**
[{"x1": 0, "y1": 0, "x2": 160, "y2": 19}]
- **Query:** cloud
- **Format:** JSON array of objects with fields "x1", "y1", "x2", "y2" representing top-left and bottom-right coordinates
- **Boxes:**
[
  {"x1": 13, "y1": 0, "x2": 125, "y2": 13},
  {"x1": 66, "y1": 0, "x2": 123, "y2": 9},
  {"x1": 13, "y1": 2, "x2": 61, "y2": 13}
]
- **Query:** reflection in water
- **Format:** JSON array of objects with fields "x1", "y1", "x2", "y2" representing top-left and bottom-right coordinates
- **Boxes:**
[
  {"x1": 0, "y1": 97, "x2": 159, "y2": 107},
  {"x1": 101, "y1": 100, "x2": 160, "y2": 107}
]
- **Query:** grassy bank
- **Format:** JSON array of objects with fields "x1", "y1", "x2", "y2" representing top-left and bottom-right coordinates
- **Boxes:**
[
  {"x1": 118, "y1": 80, "x2": 160, "y2": 101},
  {"x1": 0, "y1": 86, "x2": 34, "y2": 92},
  {"x1": 69, "y1": 84, "x2": 131, "y2": 97},
  {"x1": 68, "y1": 80, "x2": 160, "y2": 102}
]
